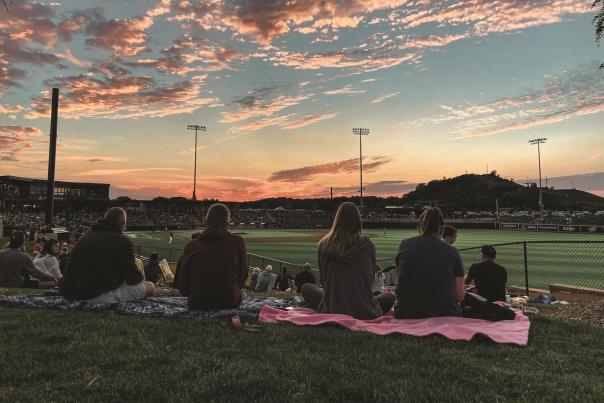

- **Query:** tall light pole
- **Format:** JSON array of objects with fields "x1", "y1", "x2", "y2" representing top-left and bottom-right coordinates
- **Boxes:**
[
  {"x1": 529, "y1": 138, "x2": 547, "y2": 221},
  {"x1": 186, "y1": 124, "x2": 206, "y2": 211},
  {"x1": 352, "y1": 128, "x2": 370, "y2": 217}
]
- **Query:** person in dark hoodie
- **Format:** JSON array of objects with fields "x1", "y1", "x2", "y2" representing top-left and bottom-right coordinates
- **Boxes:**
[
  {"x1": 301, "y1": 202, "x2": 395, "y2": 319},
  {"x1": 174, "y1": 203, "x2": 248, "y2": 310},
  {"x1": 61, "y1": 208, "x2": 155, "y2": 303}
]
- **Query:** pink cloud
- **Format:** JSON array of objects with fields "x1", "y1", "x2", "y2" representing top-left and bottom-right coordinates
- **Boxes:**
[
  {"x1": 220, "y1": 95, "x2": 310, "y2": 123},
  {"x1": 0, "y1": 125, "x2": 43, "y2": 161},
  {"x1": 282, "y1": 113, "x2": 339, "y2": 129},
  {"x1": 85, "y1": 16, "x2": 154, "y2": 57},
  {"x1": 25, "y1": 67, "x2": 218, "y2": 120}
]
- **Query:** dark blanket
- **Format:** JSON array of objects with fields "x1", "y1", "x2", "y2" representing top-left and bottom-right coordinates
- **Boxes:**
[{"x1": 0, "y1": 294, "x2": 305, "y2": 319}]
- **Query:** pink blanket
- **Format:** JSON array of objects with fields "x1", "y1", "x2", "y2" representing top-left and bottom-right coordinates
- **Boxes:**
[{"x1": 259, "y1": 306, "x2": 530, "y2": 346}]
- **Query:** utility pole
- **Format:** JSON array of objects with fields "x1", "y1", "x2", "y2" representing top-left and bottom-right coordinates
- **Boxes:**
[
  {"x1": 352, "y1": 128, "x2": 370, "y2": 217},
  {"x1": 45, "y1": 88, "x2": 59, "y2": 229},
  {"x1": 186, "y1": 125, "x2": 206, "y2": 212},
  {"x1": 529, "y1": 138, "x2": 547, "y2": 221}
]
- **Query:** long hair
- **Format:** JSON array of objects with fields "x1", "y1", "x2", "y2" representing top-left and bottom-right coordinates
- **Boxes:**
[
  {"x1": 319, "y1": 202, "x2": 362, "y2": 257},
  {"x1": 418, "y1": 207, "x2": 444, "y2": 237},
  {"x1": 40, "y1": 239, "x2": 59, "y2": 257}
]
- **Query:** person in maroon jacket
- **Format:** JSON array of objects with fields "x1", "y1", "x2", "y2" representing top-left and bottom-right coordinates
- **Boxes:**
[{"x1": 174, "y1": 203, "x2": 248, "y2": 310}]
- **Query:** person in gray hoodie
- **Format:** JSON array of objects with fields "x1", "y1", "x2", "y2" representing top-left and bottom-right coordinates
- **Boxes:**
[{"x1": 301, "y1": 202, "x2": 395, "y2": 319}]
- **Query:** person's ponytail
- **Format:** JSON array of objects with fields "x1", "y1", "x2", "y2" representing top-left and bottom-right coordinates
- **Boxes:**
[{"x1": 418, "y1": 207, "x2": 444, "y2": 237}]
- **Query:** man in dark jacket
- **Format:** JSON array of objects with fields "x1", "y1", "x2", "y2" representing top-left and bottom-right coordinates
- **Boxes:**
[
  {"x1": 174, "y1": 203, "x2": 248, "y2": 309},
  {"x1": 61, "y1": 208, "x2": 154, "y2": 303},
  {"x1": 294, "y1": 263, "x2": 316, "y2": 293}
]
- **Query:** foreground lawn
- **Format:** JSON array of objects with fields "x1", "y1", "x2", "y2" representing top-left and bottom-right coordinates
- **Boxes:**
[{"x1": 0, "y1": 306, "x2": 602, "y2": 401}]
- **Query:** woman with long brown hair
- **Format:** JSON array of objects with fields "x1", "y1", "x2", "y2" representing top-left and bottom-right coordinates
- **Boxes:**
[
  {"x1": 301, "y1": 202, "x2": 395, "y2": 319},
  {"x1": 394, "y1": 207, "x2": 465, "y2": 318}
]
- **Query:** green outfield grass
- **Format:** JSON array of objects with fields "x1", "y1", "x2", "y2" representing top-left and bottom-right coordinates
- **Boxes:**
[{"x1": 128, "y1": 229, "x2": 604, "y2": 290}]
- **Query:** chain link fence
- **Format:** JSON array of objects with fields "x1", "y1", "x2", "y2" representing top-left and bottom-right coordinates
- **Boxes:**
[
  {"x1": 135, "y1": 240, "x2": 604, "y2": 294},
  {"x1": 458, "y1": 241, "x2": 604, "y2": 294}
]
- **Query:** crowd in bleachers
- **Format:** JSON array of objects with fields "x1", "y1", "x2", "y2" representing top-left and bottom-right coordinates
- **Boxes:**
[{"x1": 1, "y1": 204, "x2": 513, "y2": 322}]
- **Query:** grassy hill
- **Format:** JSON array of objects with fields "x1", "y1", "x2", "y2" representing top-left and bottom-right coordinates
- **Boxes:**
[
  {"x1": 0, "y1": 295, "x2": 603, "y2": 401},
  {"x1": 401, "y1": 173, "x2": 604, "y2": 211}
]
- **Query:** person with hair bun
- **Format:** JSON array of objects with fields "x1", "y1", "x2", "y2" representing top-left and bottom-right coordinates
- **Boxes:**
[{"x1": 394, "y1": 207, "x2": 465, "y2": 319}]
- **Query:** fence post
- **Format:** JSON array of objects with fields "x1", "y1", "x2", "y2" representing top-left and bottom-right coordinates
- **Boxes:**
[{"x1": 523, "y1": 241, "x2": 529, "y2": 296}]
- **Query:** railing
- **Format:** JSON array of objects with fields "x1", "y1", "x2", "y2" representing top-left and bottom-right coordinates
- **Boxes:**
[{"x1": 135, "y1": 244, "x2": 318, "y2": 276}]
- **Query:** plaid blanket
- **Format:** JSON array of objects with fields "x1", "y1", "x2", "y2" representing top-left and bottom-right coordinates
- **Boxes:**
[{"x1": 0, "y1": 293, "x2": 305, "y2": 319}]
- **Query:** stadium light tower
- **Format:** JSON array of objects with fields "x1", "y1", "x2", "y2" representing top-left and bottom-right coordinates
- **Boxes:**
[
  {"x1": 352, "y1": 128, "x2": 370, "y2": 217},
  {"x1": 529, "y1": 138, "x2": 547, "y2": 221},
  {"x1": 186, "y1": 124, "x2": 206, "y2": 211}
]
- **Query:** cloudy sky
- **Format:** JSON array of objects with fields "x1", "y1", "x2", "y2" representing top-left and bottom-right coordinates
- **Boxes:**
[{"x1": 1, "y1": 0, "x2": 603, "y2": 200}]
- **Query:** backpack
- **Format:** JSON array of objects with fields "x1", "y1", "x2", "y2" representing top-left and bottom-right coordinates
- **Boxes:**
[{"x1": 461, "y1": 293, "x2": 516, "y2": 321}]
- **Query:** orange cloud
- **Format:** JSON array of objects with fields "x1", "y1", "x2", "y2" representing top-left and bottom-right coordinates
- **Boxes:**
[
  {"x1": 0, "y1": 125, "x2": 43, "y2": 161},
  {"x1": 269, "y1": 156, "x2": 392, "y2": 182}
]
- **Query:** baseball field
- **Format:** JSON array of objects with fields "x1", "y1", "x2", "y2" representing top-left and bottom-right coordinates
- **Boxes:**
[{"x1": 128, "y1": 228, "x2": 604, "y2": 290}]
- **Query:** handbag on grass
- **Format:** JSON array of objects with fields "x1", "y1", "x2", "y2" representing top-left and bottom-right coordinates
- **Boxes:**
[{"x1": 461, "y1": 292, "x2": 516, "y2": 321}]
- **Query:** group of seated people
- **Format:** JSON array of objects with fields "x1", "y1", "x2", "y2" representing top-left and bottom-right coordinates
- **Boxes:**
[{"x1": 0, "y1": 203, "x2": 507, "y2": 320}]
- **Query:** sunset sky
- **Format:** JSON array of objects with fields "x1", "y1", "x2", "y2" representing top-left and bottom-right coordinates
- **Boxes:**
[{"x1": 1, "y1": 0, "x2": 603, "y2": 201}]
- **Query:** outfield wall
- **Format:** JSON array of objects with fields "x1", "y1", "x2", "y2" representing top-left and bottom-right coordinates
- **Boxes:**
[{"x1": 499, "y1": 223, "x2": 604, "y2": 233}]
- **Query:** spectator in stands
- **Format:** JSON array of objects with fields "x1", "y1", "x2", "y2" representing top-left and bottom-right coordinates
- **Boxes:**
[
  {"x1": 0, "y1": 230, "x2": 57, "y2": 288},
  {"x1": 58, "y1": 244, "x2": 70, "y2": 274},
  {"x1": 33, "y1": 238, "x2": 62, "y2": 280},
  {"x1": 294, "y1": 263, "x2": 316, "y2": 293},
  {"x1": 249, "y1": 267, "x2": 260, "y2": 290},
  {"x1": 383, "y1": 265, "x2": 398, "y2": 287},
  {"x1": 32, "y1": 237, "x2": 44, "y2": 256},
  {"x1": 442, "y1": 225, "x2": 458, "y2": 245},
  {"x1": 174, "y1": 203, "x2": 248, "y2": 309},
  {"x1": 301, "y1": 202, "x2": 395, "y2": 319},
  {"x1": 276, "y1": 266, "x2": 292, "y2": 291},
  {"x1": 465, "y1": 245, "x2": 507, "y2": 302},
  {"x1": 144, "y1": 252, "x2": 162, "y2": 284},
  {"x1": 394, "y1": 207, "x2": 465, "y2": 319},
  {"x1": 255, "y1": 265, "x2": 275, "y2": 292},
  {"x1": 61, "y1": 208, "x2": 155, "y2": 303},
  {"x1": 371, "y1": 265, "x2": 385, "y2": 295}
]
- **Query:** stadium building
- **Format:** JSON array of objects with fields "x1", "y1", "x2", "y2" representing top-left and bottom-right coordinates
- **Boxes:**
[{"x1": 0, "y1": 176, "x2": 110, "y2": 212}]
